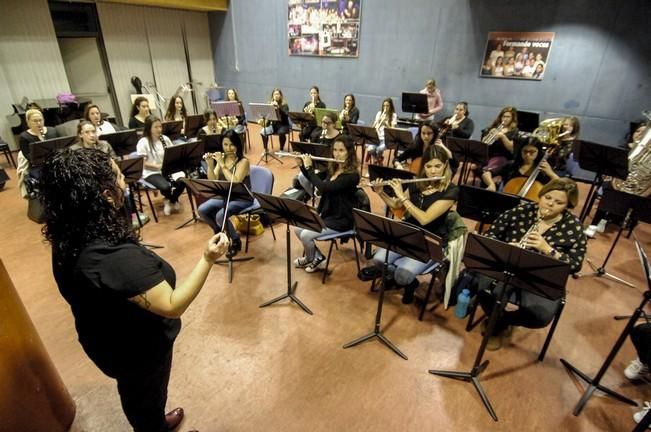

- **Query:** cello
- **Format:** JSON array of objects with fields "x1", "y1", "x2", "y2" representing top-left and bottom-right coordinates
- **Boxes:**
[{"x1": 502, "y1": 146, "x2": 555, "y2": 201}]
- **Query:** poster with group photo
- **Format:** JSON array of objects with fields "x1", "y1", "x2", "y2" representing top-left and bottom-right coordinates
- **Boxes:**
[
  {"x1": 480, "y1": 32, "x2": 555, "y2": 81},
  {"x1": 288, "y1": 0, "x2": 362, "y2": 58}
]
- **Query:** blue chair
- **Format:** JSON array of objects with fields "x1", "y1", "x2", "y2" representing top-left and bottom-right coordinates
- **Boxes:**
[
  {"x1": 315, "y1": 229, "x2": 360, "y2": 284},
  {"x1": 237, "y1": 165, "x2": 277, "y2": 253}
]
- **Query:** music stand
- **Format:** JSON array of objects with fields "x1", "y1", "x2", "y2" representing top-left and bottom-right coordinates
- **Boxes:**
[
  {"x1": 210, "y1": 101, "x2": 242, "y2": 118},
  {"x1": 367, "y1": 164, "x2": 416, "y2": 203},
  {"x1": 249, "y1": 103, "x2": 281, "y2": 165},
  {"x1": 347, "y1": 123, "x2": 380, "y2": 176},
  {"x1": 183, "y1": 178, "x2": 255, "y2": 283},
  {"x1": 162, "y1": 120, "x2": 184, "y2": 141},
  {"x1": 289, "y1": 141, "x2": 331, "y2": 171},
  {"x1": 384, "y1": 127, "x2": 414, "y2": 167},
  {"x1": 116, "y1": 156, "x2": 163, "y2": 250},
  {"x1": 343, "y1": 209, "x2": 434, "y2": 360},
  {"x1": 161, "y1": 139, "x2": 205, "y2": 230},
  {"x1": 202, "y1": 134, "x2": 223, "y2": 153},
  {"x1": 517, "y1": 111, "x2": 540, "y2": 133},
  {"x1": 253, "y1": 192, "x2": 323, "y2": 315},
  {"x1": 429, "y1": 233, "x2": 570, "y2": 421},
  {"x1": 102, "y1": 129, "x2": 139, "y2": 158},
  {"x1": 29, "y1": 136, "x2": 77, "y2": 167},
  {"x1": 401, "y1": 92, "x2": 428, "y2": 121},
  {"x1": 578, "y1": 189, "x2": 651, "y2": 288},
  {"x1": 573, "y1": 140, "x2": 629, "y2": 223},
  {"x1": 288, "y1": 111, "x2": 315, "y2": 129},
  {"x1": 446, "y1": 137, "x2": 489, "y2": 185},
  {"x1": 456, "y1": 185, "x2": 521, "y2": 233},
  {"x1": 184, "y1": 114, "x2": 204, "y2": 138},
  {"x1": 560, "y1": 238, "x2": 649, "y2": 416}
]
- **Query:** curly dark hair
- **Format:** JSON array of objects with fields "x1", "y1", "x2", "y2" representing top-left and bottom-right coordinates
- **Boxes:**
[{"x1": 40, "y1": 148, "x2": 137, "y2": 264}]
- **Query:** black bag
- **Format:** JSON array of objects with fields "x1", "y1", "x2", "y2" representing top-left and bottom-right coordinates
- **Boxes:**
[
  {"x1": 357, "y1": 265, "x2": 382, "y2": 281},
  {"x1": 27, "y1": 197, "x2": 45, "y2": 224}
]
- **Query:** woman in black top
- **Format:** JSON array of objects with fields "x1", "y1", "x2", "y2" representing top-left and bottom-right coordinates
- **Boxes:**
[
  {"x1": 39, "y1": 148, "x2": 229, "y2": 431},
  {"x1": 128, "y1": 96, "x2": 151, "y2": 129},
  {"x1": 394, "y1": 121, "x2": 438, "y2": 169},
  {"x1": 259, "y1": 88, "x2": 290, "y2": 151},
  {"x1": 481, "y1": 106, "x2": 519, "y2": 188},
  {"x1": 440, "y1": 101, "x2": 474, "y2": 140},
  {"x1": 300, "y1": 85, "x2": 326, "y2": 142},
  {"x1": 18, "y1": 109, "x2": 58, "y2": 164},
  {"x1": 339, "y1": 93, "x2": 360, "y2": 134},
  {"x1": 294, "y1": 135, "x2": 360, "y2": 273},
  {"x1": 372, "y1": 145, "x2": 461, "y2": 303}
]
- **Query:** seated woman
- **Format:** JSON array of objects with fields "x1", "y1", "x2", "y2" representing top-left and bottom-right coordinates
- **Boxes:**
[
  {"x1": 480, "y1": 106, "x2": 519, "y2": 190},
  {"x1": 84, "y1": 104, "x2": 117, "y2": 136},
  {"x1": 217, "y1": 88, "x2": 246, "y2": 134},
  {"x1": 17, "y1": 109, "x2": 59, "y2": 194},
  {"x1": 550, "y1": 116, "x2": 580, "y2": 176},
  {"x1": 164, "y1": 95, "x2": 187, "y2": 135},
  {"x1": 197, "y1": 109, "x2": 220, "y2": 137},
  {"x1": 300, "y1": 86, "x2": 326, "y2": 142},
  {"x1": 259, "y1": 88, "x2": 290, "y2": 152},
  {"x1": 70, "y1": 120, "x2": 117, "y2": 159},
  {"x1": 371, "y1": 145, "x2": 464, "y2": 304},
  {"x1": 393, "y1": 121, "x2": 438, "y2": 172},
  {"x1": 198, "y1": 130, "x2": 251, "y2": 258},
  {"x1": 367, "y1": 98, "x2": 398, "y2": 164},
  {"x1": 624, "y1": 323, "x2": 651, "y2": 426},
  {"x1": 487, "y1": 137, "x2": 559, "y2": 193},
  {"x1": 293, "y1": 135, "x2": 360, "y2": 273},
  {"x1": 339, "y1": 94, "x2": 360, "y2": 134},
  {"x1": 478, "y1": 178, "x2": 587, "y2": 350},
  {"x1": 136, "y1": 116, "x2": 186, "y2": 216},
  {"x1": 440, "y1": 101, "x2": 474, "y2": 140},
  {"x1": 128, "y1": 96, "x2": 151, "y2": 129}
]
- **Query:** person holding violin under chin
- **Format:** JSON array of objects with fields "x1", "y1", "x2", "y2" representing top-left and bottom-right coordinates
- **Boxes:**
[
  {"x1": 477, "y1": 178, "x2": 586, "y2": 350},
  {"x1": 487, "y1": 137, "x2": 559, "y2": 196},
  {"x1": 198, "y1": 130, "x2": 251, "y2": 258}
]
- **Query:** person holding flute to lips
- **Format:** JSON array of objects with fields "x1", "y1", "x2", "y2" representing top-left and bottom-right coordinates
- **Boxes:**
[
  {"x1": 293, "y1": 135, "x2": 360, "y2": 273},
  {"x1": 369, "y1": 144, "x2": 462, "y2": 304},
  {"x1": 198, "y1": 130, "x2": 251, "y2": 259},
  {"x1": 477, "y1": 178, "x2": 587, "y2": 351}
]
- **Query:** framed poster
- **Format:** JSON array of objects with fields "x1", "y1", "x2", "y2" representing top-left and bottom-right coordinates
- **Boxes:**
[
  {"x1": 288, "y1": 0, "x2": 362, "y2": 58},
  {"x1": 479, "y1": 32, "x2": 555, "y2": 81}
]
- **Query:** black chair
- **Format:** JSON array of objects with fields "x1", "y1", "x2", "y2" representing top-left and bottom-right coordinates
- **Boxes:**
[{"x1": 0, "y1": 139, "x2": 16, "y2": 168}]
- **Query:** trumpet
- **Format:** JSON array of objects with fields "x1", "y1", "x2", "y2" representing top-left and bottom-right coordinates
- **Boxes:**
[
  {"x1": 482, "y1": 124, "x2": 505, "y2": 145},
  {"x1": 358, "y1": 176, "x2": 445, "y2": 188},
  {"x1": 275, "y1": 151, "x2": 344, "y2": 164}
]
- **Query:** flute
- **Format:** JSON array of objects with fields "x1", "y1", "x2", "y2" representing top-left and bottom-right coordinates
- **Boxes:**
[
  {"x1": 358, "y1": 176, "x2": 445, "y2": 188},
  {"x1": 275, "y1": 151, "x2": 344, "y2": 164}
]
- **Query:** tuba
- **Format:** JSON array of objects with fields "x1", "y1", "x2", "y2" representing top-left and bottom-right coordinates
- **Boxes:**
[{"x1": 532, "y1": 118, "x2": 564, "y2": 146}]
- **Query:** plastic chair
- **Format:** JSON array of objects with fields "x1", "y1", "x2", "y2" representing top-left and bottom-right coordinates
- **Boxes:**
[
  {"x1": 315, "y1": 229, "x2": 360, "y2": 284},
  {"x1": 237, "y1": 165, "x2": 277, "y2": 252}
]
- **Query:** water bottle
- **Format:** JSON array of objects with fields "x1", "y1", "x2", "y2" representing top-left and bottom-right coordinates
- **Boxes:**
[{"x1": 455, "y1": 289, "x2": 471, "y2": 318}]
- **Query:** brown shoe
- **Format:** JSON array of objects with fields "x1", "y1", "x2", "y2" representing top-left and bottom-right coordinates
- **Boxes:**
[
  {"x1": 486, "y1": 334, "x2": 502, "y2": 351},
  {"x1": 165, "y1": 407, "x2": 184, "y2": 431}
]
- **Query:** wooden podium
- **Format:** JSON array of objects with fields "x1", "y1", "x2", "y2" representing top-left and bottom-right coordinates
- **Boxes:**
[{"x1": 0, "y1": 259, "x2": 75, "y2": 431}]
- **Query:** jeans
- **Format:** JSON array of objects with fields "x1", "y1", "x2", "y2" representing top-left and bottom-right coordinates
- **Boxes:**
[
  {"x1": 198, "y1": 198, "x2": 252, "y2": 239},
  {"x1": 371, "y1": 248, "x2": 432, "y2": 285},
  {"x1": 294, "y1": 227, "x2": 339, "y2": 261}
]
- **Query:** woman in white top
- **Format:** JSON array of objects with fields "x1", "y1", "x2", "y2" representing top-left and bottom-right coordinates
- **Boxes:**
[
  {"x1": 367, "y1": 97, "x2": 398, "y2": 164},
  {"x1": 136, "y1": 116, "x2": 186, "y2": 216},
  {"x1": 83, "y1": 104, "x2": 117, "y2": 136}
]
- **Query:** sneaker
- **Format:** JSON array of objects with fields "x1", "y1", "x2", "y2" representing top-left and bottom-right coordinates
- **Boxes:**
[
  {"x1": 634, "y1": 401, "x2": 651, "y2": 425},
  {"x1": 294, "y1": 256, "x2": 311, "y2": 268},
  {"x1": 625, "y1": 358, "x2": 651, "y2": 381},
  {"x1": 305, "y1": 255, "x2": 326, "y2": 273},
  {"x1": 163, "y1": 200, "x2": 172, "y2": 216}
]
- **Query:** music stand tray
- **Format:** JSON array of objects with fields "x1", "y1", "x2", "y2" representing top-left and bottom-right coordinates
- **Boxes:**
[
  {"x1": 344, "y1": 209, "x2": 434, "y2": 360},
  {"x1": 456, "y1": 185, "x2": 521, "y2": 232},
  {"x1": 29, "y1": 136, "x2": 77, "y2": 167},
  {"x1": 184, "y1": 114, "x2": 204, "y2": 139},
  {"x1": 348, "y1": 124, "x2": 380, "y2": 175},
  {"x1": 102, "y1": 129, "x2": 140, "y2": 158},
  {"x1": 560, "y1": 238, "x2": 649, "y2": 416},
  {"x1": 401, "y1": 92, "x2": 428, "y2": 117},
  {"x1": 367, "y1": 164, "x2": 416, "y2": 198},
  {"x1": 162, "y1": 120, "x2": 184, "y2": 141},
  {"x1": 384, "y1": 127, "x2": 414, "y2": 166},
  {"x1": 253, "y1": 192, "x2": 326, "y2": 315},
  {"x1": 202, "y1": 134, "x2": 223, "y2": 153},
  {"x1": 211, "y1": 101, "x2": 242, "y2": 118},
  {"x1": 183, "y1": 179, "x2": 255, "y2": 283},
  {"x1": 573, "y1": 140, "x2": 629, "y2": 222},
  {"x1": 446, "y1": 137, "x2": 488, "y2": 184},
  {"x1": 288, "y1": 111, "x2": 315, "y2": 127},
  {"x1": 429, "y1": 233, "x2": 570, "y2": 421}
]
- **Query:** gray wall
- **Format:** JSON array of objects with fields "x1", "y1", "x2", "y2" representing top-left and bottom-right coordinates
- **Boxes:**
[{"x1": 209, "y1": 0, "x2": 650, "y2": 143}]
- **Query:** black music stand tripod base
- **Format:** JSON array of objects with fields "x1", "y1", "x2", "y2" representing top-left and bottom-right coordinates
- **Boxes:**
[
  {"x1": 582, "y1": 258, "x2": 634, "y2": 288},
  {"x1": 175, "y1": 188, "x2": 201, "y2": 230},
  {"x1": 258, "y1": 224, "x2": 313, "y2": 315},
  {"x1": 215, "y1": 254, "x2": 254, "y2": 284},
  {"x1": 342, "y1": 255, "x2": 408, "y2": 360}
]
